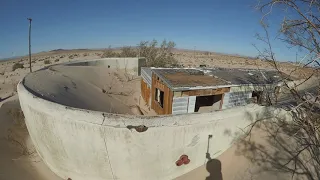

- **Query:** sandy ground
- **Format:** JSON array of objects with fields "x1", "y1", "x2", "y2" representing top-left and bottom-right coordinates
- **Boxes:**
[
  {"x1": 176, "y1": 127, "x2": 295, "y2": 180},
  {"x1": 0, "y1": 96, "x2": 61, "y2": 180},
  {"x1": 23, "y1": 66, "x2": 141, "y2": 114},
  {"x1": 0, "y1": 49, "x2": 317, "y2": 180}
]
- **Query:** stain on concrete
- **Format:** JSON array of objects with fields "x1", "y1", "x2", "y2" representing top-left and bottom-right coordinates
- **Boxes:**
[
  {"x1": 126, "y1": 125, "x2": 148, "y2": 133},
  {"x1": 223, "y1": 129, "x2": 232, "y2": 136},
  {"x1": 187, "y1": 135, "x2": 199, "y2": 147}
]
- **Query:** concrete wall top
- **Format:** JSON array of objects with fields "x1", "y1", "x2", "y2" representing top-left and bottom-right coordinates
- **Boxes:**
[{"x1": 61, "y1": 57, "x2": 146, "y2": 75}]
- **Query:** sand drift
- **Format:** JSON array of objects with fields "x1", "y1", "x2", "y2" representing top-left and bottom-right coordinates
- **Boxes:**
[{"x1": 23, "y1": 65, "x2": 137, "y2": 114}]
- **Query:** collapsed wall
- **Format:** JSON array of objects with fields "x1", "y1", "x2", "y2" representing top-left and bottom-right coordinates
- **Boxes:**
[{"x1": 17, "y1": 58, "x2": 293, "y2": 180}]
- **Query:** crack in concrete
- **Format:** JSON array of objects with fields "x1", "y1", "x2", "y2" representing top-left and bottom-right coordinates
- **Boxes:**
[
  {"x1": 101, "y1": 113, "x2": 106, "y2": 125},
  {"x1": 103, "y1": 136, "x2": 116, "y2": 180}
]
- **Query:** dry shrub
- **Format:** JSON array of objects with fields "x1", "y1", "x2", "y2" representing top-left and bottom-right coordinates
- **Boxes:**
[
  {"x1": 120, "y1": 46, "x2": 137, "y2": 57},
  {"x1": 12, "y1": 63, "x2": 24, "y2": 71},
  {"x1": 44, "y1": 60, "x2": 51, "y2": 64},
  {"x1": 138, "y1": 39, "x2": 178, "y2": 67},
  {"x1": 101, "y1": 46, "x2": 120, "y2": 58}
]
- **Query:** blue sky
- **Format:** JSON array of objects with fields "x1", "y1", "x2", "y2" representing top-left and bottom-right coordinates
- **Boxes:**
[{"x1": 0, "y1": 0, "x2": 299, "y2": 61}]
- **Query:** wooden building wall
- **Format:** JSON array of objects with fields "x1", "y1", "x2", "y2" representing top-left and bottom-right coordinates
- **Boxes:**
[
  {"x1": 151, "y1": 74, "x2": 173, "y2": 115},
  {"x1": 141, "y1": 79, "x2": 151, "y2": 105}
]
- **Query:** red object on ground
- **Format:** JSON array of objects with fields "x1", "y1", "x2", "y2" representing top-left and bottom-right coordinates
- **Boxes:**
[
  {"x1": 176, "y1": 159, "x2": 183, "y2": 166},
  {"x1": 183, "y1": 158, "x2": 190, "y2": 164},
  {"x1": 180, "y1": 155, "x2": 188, "y2": 162},
  {"x1": 176, "y1": 154, "x2": 190, "y2": 166}
]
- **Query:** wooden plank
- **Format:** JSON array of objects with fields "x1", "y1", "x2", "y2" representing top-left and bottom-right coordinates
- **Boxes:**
[
  {"x1": 165, "y1": 89, "x2": 173, "y2": 114},
  {"x1": 151, "y1": 73, "x2": 156, "y2": 111},
  {"x1": 163, "y1": 86, "x2": 169, "y2": 114},
  {"x1": 151, "y1": 73, "x2": 167, "y2": 115},
  {"x1": 141, "y1": 80, "x2": 147, "y2": 103},
  {"x1": 182, "y1": 87, "x2": 230, "y2": 96},
  {"x1": 168, "y1": 90, "x2": 173, "y2": 114},
  {"x1": 141, "y1": 80, "x2": 151, "y2": 105},
  {"x1": 219, "y1": 93, "x2": 225, "y2": 110}
]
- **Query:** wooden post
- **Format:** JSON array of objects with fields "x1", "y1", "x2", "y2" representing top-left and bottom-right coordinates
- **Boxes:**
[
  {"x1": 219, "y1": 94, "x2": 225, "y2": 110},
  {"x1": 27, "y1": 18, "x2": 32, "y2": 72}
]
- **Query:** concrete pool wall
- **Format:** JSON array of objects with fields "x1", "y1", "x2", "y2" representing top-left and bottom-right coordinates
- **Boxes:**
[
  {"x1": 17, "y1": 59, "x2": 293, "y2": 180},
  {"x1": 63, "y1": 57, "x2": 146, "y2": 75}
]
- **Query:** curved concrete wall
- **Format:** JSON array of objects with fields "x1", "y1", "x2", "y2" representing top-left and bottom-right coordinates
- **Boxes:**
[
  {"x1": 62, "y1": 57, "x2": 146, "y2": 75},
  {"x1": 17, "y1": 60, "x2": 292, "y2": 180}
]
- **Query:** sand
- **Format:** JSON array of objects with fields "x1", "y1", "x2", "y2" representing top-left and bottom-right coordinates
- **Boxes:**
[
  {"x1": 176, "y1": 127, "x2": 294, "y2": 180},
  {"x1": 0, "y1": 96, "x2": 61, "y2": 180},
  {"x1": 0, "y1": 49, "x2": 316, "y2": 180},
  {"x1": 23, "y1": 66, "x2": 140, "y2": 114}
]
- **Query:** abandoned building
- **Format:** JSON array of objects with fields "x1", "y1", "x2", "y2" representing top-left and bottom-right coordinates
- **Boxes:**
[{"x1": 141, "y1": 67, "x2": 294, "y2": 115}]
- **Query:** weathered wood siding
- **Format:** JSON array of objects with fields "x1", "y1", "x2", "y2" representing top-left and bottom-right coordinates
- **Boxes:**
[
  {"x1": 151, "y1": 74, "x2": 173, "y2": 115},
  {"x1": 141, "y1": 79, "x2": 151, "y2": 105}
]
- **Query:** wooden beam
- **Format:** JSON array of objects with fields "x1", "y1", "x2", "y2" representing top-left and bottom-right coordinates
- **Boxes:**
[{"x1": 182, "y1": 87, "x2": 230, "y2": 96}]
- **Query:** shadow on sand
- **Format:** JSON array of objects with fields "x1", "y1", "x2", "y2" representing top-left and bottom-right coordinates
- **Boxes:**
[
  {"x1": 206, "y1": 135, "x2": 223, "y2": 180},
  {"x1": 236, "y1": 104, "x2": 320, "y2": 180},
  {"x1": 205, "y1": 155, "x2": 223, "y2": 180}
]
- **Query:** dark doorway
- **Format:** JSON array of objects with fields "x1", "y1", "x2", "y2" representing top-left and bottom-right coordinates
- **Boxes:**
[
  {"x1": 195, "y1": 94, "x2": 222, "y2": 112},
  {"x1": 252, "y1": 91, "x2": 263, "y2": 104}
]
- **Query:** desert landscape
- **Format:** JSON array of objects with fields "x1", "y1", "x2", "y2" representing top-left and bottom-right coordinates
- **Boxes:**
[{"x1": 0, "y1": 48, "x2": 317, "y2": 180}]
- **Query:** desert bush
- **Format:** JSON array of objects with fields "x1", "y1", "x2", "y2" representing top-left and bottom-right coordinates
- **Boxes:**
[
  {"x1": 83, "y1": 53, "x2": 88, "y2": 57},
  {"x1": 44, "y1": 60, "x2": 51, "y2": 64},
  {"x1": 242, "y1": 1, "x2": 320, "y2": 179},
  {"x1": 12, "y1": 63, "x2": 24, "y2": 71},
  {"x1": 120, "y1": 46, "x2": 137, "y2": 57},
  {"x1": 101, "y1": 46, "x2": 120, "y2": 58},
  {"x1": 138, "y1": 39, "x2": 178, "y2": 67},
  {"x1": 55, "y1": 59, "x2": 60, "y2": 62}
]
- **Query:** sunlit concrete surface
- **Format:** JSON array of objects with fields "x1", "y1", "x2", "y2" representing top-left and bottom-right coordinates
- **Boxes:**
[{"x1": 17, "y1": 58, "x2": 293, "y2": 180}]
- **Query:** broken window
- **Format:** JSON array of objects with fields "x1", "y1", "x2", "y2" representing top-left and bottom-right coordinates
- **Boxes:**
[{"x1": 155, "y1": 88, "x2": 164, "y2": 108}]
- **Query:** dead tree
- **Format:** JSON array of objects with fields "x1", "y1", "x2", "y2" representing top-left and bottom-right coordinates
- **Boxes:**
[{"x1": 240, "y1": 1, "x2": 320, "y2": 179}]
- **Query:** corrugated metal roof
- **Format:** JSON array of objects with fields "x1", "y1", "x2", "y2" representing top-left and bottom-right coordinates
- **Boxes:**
[{"x1": 207, "y1": 68, "x2": 295, "y2": 85}]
